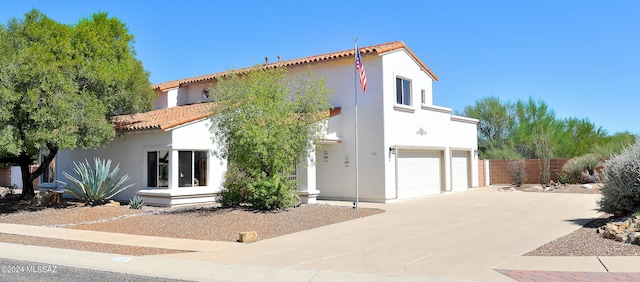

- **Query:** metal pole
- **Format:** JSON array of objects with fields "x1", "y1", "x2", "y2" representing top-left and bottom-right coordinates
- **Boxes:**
[{"x1": 354, "y1": 39, "x2": 360, "y2": 211}]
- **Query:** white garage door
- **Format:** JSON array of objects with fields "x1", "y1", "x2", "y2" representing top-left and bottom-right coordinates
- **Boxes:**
[
  {"x1": 451, "y1": 151, "x2": 469, "y2": 191},
  {"x1": 397, "y1": 150, "x2": 442, "y2": 199}
]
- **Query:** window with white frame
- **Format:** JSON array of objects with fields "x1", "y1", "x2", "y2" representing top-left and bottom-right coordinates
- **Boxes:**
[
  {"x1": 421, "y1": 89, "x2": 426, "y2": 104},
  {"x1": 396, "y1": 77, "x2": 411, "y2": 105},
  {"x1": 147, "y1": 150, "x2": 169, "y2": 188},
  {"x1": 178, "y1": 151, "x2": 208, "y2": 187},
  {"x1": 41, "y1": 156, "x2": 55, "y2": 184}
]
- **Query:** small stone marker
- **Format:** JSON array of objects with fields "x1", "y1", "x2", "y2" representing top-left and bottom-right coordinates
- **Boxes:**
[{"x1": 239, "y1": 231, "x2": 257, "y2": 243}]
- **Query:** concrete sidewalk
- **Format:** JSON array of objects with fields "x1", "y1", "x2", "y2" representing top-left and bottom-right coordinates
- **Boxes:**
[{"x1": 1, "y1": 187, "x2": 639, "y2": 281}]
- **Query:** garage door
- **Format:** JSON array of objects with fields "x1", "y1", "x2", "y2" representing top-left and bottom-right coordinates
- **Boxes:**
[
  {"x1": 451, "y1": 151, "x2": 469, "y2": 191},
  {"x1": 397, "y1": 150, "x2": 442, "y2": 199}
]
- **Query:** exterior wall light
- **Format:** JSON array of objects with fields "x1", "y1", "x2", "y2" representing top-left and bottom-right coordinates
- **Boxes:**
[{"x1": 389, "y1": 146, "x2": 397, "y2": 154}]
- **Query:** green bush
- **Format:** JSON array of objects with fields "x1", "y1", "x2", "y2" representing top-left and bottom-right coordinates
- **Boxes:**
[
  {"x1": 555, "y1": 171, "x2": 572, "y2": 185},
  {"x1": 508, "y1": 160, "x2": 527, "y2": 187},
  {"x1": 219, "y1": 165, "x2": 296, "y2": 210},
  {"x1": 219, "y1": 164, "x2": 251, "y2": 207},
  {"x1": 598, "y1": 139, "x2": 640, "y2": 216},
  {"x1": 562, "y1": 153, "x2": 603, "y2": 183},
  {"x1": 57, "y1": 158, "x2": 134, "y2": 206},
  {"x1": 245, "y1": 173, "x2": 296, "y2": 210}
]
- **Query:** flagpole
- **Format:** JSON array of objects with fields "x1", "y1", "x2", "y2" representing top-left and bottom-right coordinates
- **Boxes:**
[{"x1": 354, "y1": 38, "x2": 360, "y2": 211}]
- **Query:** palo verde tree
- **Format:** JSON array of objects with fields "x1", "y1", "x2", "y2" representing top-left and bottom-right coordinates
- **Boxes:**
[
  {"x1": 0, "y1": 10, "x2": 154, "y2": 199},
  {"x1": 458, "y1": 96, "x2": 517, "y2": 159},
  {"x1": 209, "y1": 67, "x2": 331, "y2": 210}
]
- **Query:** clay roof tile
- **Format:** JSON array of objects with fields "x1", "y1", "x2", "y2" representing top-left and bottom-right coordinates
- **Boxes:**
[{"x1": 151, "y1": 41, "x2": 438, "y2": 91}]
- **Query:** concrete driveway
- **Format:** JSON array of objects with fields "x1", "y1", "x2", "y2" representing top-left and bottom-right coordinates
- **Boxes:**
[{"x1": 154, "y1": 187, "x2": 601, "y2": 281}]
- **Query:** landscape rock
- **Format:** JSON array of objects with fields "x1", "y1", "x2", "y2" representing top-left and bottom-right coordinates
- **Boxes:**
[
  {"x1": 239, "y1": 231, "x2": 258, "y2": 243},
  {"x1": 627, "y1": 232, "x2": 640, "y2": 244},
  {"x1": 105, "y1": 200, "x2": 120, "y2": 207},
  {"x1": 600, "y1": 215, "x2": 640, "y2": 246},
  {"x1": 526, "y1": 185, "x2": 543, "y2": 192},
  {"x1": 30, "y1": 190, "x2": 63, "y2": 206}
]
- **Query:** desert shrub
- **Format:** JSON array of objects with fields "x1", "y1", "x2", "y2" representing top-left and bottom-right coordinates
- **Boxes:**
[
  {"x1": 562, "y1": 153, "x2": 603, "y2": 183},
  {"x1": 508, "y1": 160, "x2": 527, "y2": 187},
  {"x1": 244, "y1": 173, "x2": 296, "y2": 210},
  {"x1": 580, "y1": 171, "x2": 600, "y2": 184},
  {"x1": 57, "y1": 158, "x2": 134, "y2": 206},
  {"x1": 598, "y1": 139, "x2": 640, "y2": 215},
  {"x1": 555, "y1": 171, "x2": 572, "y2": 185},
  {"x1": 219, "y1": 164, "x2": 251, "y2": 207},
  {"x1": 219, "y1": 164, "x2": 296, "y2": 210}
]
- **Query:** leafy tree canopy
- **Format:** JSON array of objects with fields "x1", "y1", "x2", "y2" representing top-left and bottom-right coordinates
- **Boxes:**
[
  {"x1": 209, "y1": 66, "x2": 332, "y2": 209},
  {"x1": 460, "y1": 96, "x2": 634, "y2": 160},
  {"x1": 0, "y1": 9, "x2": 154, "y2": 198}
]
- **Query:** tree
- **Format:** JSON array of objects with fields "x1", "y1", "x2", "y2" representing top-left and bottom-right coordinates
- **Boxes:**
[
  {"x1": 593, "y1": 131, "x2": 636, "y2": 157},
  {"x1": 511, "y1": 97, "x2": 560, "y2": 158},
  {"x1": 458, "y1": 96, "x2": 516, "y2": 159},
  {"x1": 209, "y1": 67, "x2": 331, "y2": 210},
  {"x1": 0, "y1": 10, "x2": 154, "y2": 199},
  {"x1": 555, "y1": 117, "x2": 607, "y2": 157}
]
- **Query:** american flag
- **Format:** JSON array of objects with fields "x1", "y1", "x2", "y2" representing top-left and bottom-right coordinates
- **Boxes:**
[{"x1": 356, "y1": 48, "x2": 367, "y2": 93}]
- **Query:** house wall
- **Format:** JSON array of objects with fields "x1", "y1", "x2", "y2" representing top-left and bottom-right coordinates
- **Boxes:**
[
  {"x1": 282, "y1": 49, "x2": 478, "y2": 202},
  {"x1": 52, "y1": 130, "x2": 172, "y2": 201},
  {"x1": 53, "y1": 120, "x2": 225, "y2": 204},
  {"x1": 154, "y1": 91, "x2": 168, "y2": 109},
  {"x1": 280, "y1": 55, "x2": 387, "y2": 201},
  {"x1": 381, "y1": 50, "x2": 478, "y2": 199},
  {"x1": 183, "y1": 84, "x2": 213, "y2": 105},
  {"x1": 169, "y1": 119, "x2": 226, "y2": 193}
]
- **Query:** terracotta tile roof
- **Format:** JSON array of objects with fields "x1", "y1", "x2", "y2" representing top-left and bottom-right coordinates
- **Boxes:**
[
  {"x1": 152, "y1": 41, "x2": 438, "y2": 91},
  {"x1": 111, "y1": 103, "x2": 341, "y2": 132},
  {"x1": 112, "y1": 102, "x2": 214, "y2": 132}
]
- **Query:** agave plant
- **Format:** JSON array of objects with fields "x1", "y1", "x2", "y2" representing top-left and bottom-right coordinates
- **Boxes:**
[
  {"x1": 56, "y1": 158, "x2": 134, "y2": 206},
  {"x1": 129, "y1": 195, "x2": 145, "y2": 209}
]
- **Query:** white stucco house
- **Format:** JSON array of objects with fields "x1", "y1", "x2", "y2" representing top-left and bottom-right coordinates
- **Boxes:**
[{"x1": 40, "y1": 41, "x2": 479, "y2": 206}]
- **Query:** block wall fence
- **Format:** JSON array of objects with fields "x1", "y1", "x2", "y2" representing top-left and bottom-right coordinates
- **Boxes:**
[
  {"x1": 0, "y1": 166, "x2": 40, "y2": 188},
  {"x1": 486, "y1": 159, "x2": 570, "y2": 185}
]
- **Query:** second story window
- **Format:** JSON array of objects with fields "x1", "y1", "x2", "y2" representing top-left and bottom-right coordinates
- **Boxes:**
[
  {"x1": 421, "y1": 89, "x2": 426, "y2": 104},
  {"x1": 396, "y1": 77, "x2": 411, "y2": 106}
]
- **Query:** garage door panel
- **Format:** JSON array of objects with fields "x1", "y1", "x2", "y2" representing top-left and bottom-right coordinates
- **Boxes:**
[
  {"x1": 397, "y1": 150, "x2": 442, "y2": 199},
  {"x1": 451, "y1": 151, "x2": 469, "y2": 191}
]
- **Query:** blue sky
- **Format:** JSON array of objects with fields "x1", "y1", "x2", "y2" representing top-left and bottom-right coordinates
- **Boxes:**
[{"x1": 2, "y1": 1, "x2": 638, "y2": 134}]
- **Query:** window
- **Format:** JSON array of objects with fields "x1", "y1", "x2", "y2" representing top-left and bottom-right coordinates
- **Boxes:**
[
  {"x1": 421, "y1": 89, "x2": 426, "y2": 104},
  {"x1": 147, "y1": 150, "x2": 169, "y2": 187},
  {"x1": 41, "y1": 156, "x2": 55, "y2": 183},
  {"x1": 287, "y1": 161, "x2": 298, "y2": 181},
  {"x1": 179, "y1": 151, "x2": 208, "y2": 187},
  {"x1": 396, "y1": 77, "x2": 411, "y2": 105}
]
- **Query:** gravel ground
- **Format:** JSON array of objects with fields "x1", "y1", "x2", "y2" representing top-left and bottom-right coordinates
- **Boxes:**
[
  {"x1": 2, "y1": 184, "x2": 638, "y2": 257},
  {"x1": 0, "y1": 192, "x2": 383, "y2": 256},
  {"x1": 501, "y1": 183, "x2": 640, "y2": 256},
  {"x1": 525, "y1": 216, "x2": 640, "y2": 256}
]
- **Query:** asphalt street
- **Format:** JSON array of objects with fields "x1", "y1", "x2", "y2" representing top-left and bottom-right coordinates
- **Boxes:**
[{"x1": 0, "y1": 257, "x2": 190, "y2": 282}]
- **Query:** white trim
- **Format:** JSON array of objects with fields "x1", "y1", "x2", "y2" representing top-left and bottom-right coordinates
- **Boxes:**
[
  {"x1": 421, "y1": 104, "x2": 452, "y2": 114},
  {"x1": 393, "y1": 104, "x2": 415, "y2": 113},
  {"x1": 451, "y1": 115, "x2": 479, "y2": 124}
]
